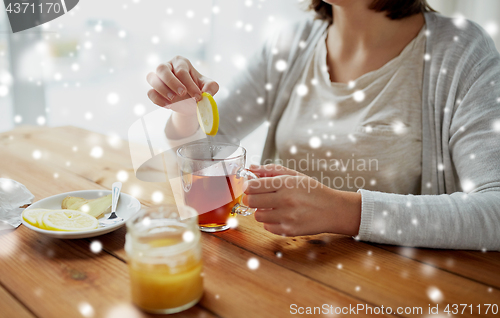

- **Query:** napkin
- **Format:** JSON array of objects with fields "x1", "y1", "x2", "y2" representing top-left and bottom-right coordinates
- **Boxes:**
[{"x1": 0, "y1": 178, "x2": 34, "y2": 228}]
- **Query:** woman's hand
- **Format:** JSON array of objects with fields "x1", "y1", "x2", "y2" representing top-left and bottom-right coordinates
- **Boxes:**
[
  {"x1": 243, "y1": 164, "x2": 362, "y2": 237},
  {"x1": 146, "y1": 56, "x2": 219, "y2": 115},
  {"x1": 147, "y1": 56, "x2": 219, "y2": 138}
]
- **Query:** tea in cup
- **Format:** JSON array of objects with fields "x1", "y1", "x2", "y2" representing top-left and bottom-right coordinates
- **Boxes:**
[{"x1": 177, "y1": 141, "x2": 257, "y2": 232}]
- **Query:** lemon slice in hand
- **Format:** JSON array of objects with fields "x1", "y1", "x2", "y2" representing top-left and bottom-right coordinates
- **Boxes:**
[
  {"x1": 196, "y1": 92, "x2": 219, "y2": 136},
  {"x1": 42, "y1": 210, "x2": 98, "y2": 232},
  {"x1": 22, "y1": 209, "x2": 51, "y2": 228}
]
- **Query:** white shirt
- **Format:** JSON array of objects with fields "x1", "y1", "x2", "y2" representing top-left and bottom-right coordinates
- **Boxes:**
[{"x1": 275, "y1": 26, "x2": 426, "y2": 194}]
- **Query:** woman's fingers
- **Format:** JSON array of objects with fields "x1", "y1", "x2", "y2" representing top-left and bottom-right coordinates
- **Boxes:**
[
  {"x1": 148, "y1": 56, "x2": 220, "y2": 109},
  {"x1": 244, "y1": 176, "x2": 287, "y2": 194},
  {"x1": 155, "y1": 62, "x2": 187, "y2": 97},
  {"x1": 147, "y1": 89, "x2": 169, "y2": 107},
  {"x1": 175, "y1": 68, "x2": 202, "y2": 101},
  {"x1": 146, "y1": 72, "x2": 176, "y2": 102},
  {"x1": 199, "y1": 75, "x2": 220, "y2": 96},
  {"x1": 254, "y1": 209, "x2": 281, "y2": 224},
  {"x1": 242, "y1": 192, "x2": 279, "y2": 208},
  {"x1": 243, "y1": 175, "x2": 300, "y2": 194},
  {"x1": 171, "y1": 58, "x2": 202, "y2": 101},
  {"x1": 249, "y1": 164, "x2": 303, "y2": 178}
]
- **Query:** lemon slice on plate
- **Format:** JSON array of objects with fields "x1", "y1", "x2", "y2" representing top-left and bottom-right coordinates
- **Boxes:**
[
  {"x1": 196, "y1": 92, "x2": 219, "y2": 136},
  {"x1": 36, "y1": 210, "x2": 50, "y2": 229},
  {"x1": 22, "y1": 209, "x2": 51, "y2": 228},
  {"x1": 42, "y1": 210, "x2": 98, "y2": 232}
]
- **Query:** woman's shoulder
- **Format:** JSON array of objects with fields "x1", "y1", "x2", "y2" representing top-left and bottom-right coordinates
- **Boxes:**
[{"x1": 425, "y1": 12, "x2": 498, "y2": 58}]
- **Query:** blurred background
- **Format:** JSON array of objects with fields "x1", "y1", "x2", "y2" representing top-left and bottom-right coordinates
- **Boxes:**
[{"x1": 0, "y1": 0, "x2": 499, "y2": 163}]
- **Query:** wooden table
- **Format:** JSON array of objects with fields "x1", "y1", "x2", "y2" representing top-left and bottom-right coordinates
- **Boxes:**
[{"x1": 0, "y1": 126, "x2": 499, "y2": 318}]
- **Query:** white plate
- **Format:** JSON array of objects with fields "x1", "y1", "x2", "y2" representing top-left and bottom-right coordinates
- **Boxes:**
[{"x1": 21, "y1": 190, "x2": 141, "y2": 239}]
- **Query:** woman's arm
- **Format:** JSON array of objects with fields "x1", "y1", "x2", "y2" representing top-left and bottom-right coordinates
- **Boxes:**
[
  {"x1": 245, "y1": 163, "x2": 500, "y2": 250},
  {"x1": 356, "y1": 190, "x2": 500, "y2": 250}
]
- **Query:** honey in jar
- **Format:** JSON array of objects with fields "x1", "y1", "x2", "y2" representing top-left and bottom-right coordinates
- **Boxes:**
[{"x1": 125, "y1": 205, "x2": 203, "y2": 314}]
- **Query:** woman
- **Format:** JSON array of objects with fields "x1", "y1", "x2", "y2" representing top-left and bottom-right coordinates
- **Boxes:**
[{"x1": 146, "y1": 0, "x2": 500, "y2": 250}]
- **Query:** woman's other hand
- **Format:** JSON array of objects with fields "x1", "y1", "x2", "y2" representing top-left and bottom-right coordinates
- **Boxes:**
[{"x1": 244, "y1": 164, "x2": 362, "y2": 237}]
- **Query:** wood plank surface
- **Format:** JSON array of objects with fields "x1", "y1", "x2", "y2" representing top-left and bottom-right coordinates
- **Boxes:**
[
  {"x1": 101, "y1": 227, "x2": 389, "y2": 318},
  {"x1": 0, "y1": 134, "x2": 388, "y2": 318},
  {"x1": 374, "y1": 245, "x2": 500, "y2": 289},
  {"x1": 0, "y1": 226, "x2": 216, "y2": 318},
  {"x1": 1, "y1": 126, "x2": 499, "y2": 318},
  {"x1": 0, "y1": 284, "x2": 35, "y2": 318},
  {"x1": 0, "y1": 126, "x2": 173, "y2": 203},
  {"x1": 0, "y1": 147, "x2": 217, "y2": 318}
]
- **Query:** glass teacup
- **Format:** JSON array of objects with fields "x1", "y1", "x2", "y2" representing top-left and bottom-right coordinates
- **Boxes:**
[{"x1": 177, "y1": 141, "x2": 258, "y2": 232}]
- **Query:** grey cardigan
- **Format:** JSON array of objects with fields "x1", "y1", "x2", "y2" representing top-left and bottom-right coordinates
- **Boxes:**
[{"x1": 218, "y1": 12, "x2": 500, "y2": 250}]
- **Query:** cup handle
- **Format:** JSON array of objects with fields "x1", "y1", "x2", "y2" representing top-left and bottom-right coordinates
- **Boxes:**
[{"x1": 232, "y1": 168, "x2": 259, "y2": 216}]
